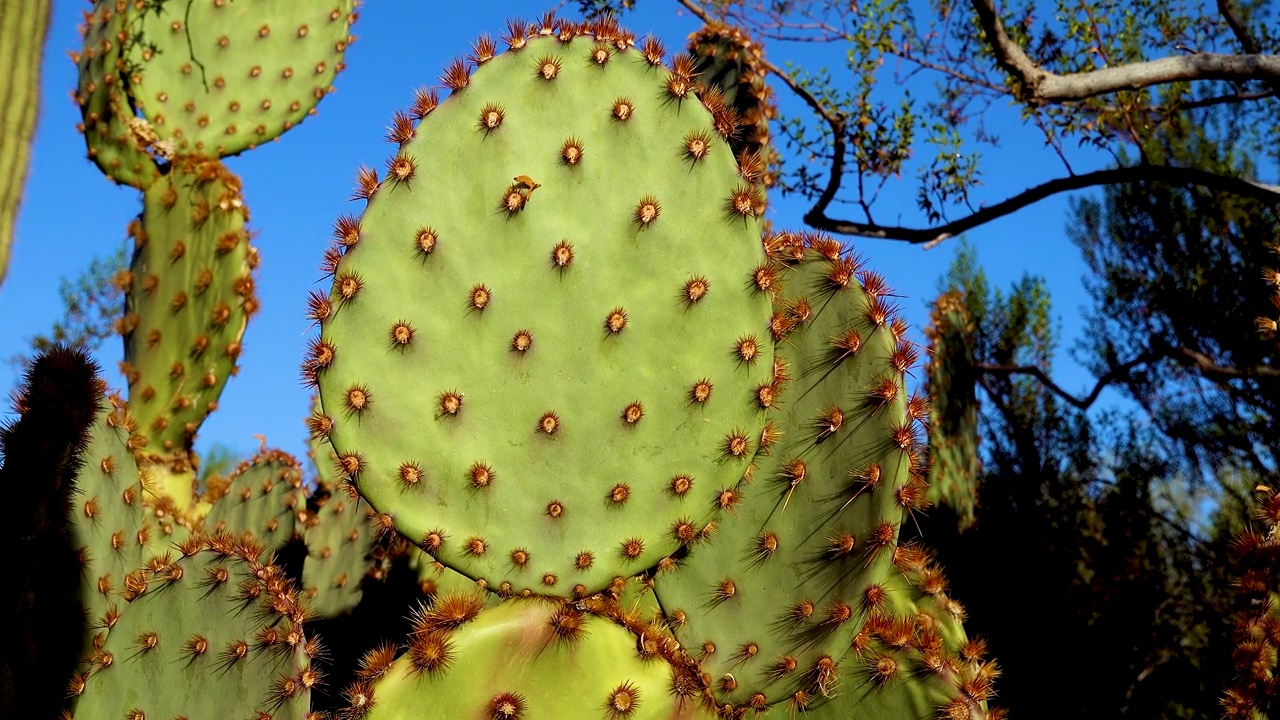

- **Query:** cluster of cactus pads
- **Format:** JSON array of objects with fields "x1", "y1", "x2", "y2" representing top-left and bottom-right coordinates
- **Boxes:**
[
  {"x1": 306, "y1": 14, "x2": 998, "y2": 719},
  {"x1": 1, "y1": 8, "x2": 1003, "y2": 719}
]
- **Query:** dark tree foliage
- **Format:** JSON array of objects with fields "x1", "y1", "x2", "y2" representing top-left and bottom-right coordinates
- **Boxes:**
[
  {"x1": 913, "y1": 250, "x2": 1238, "y2": 718},
  {"x1": 1070, "y1": 112, "x2": 1280, "y2": 488}
]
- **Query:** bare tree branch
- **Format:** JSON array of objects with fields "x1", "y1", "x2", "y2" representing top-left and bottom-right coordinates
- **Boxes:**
[
  {"x1": 675, "y1": 0, "x2": 1280, "y2": 242},
  {"x1": 1218, "y1": 0, "x2": 1263, "y2": 55},
  {"x1": 979, "y1": 351, "x2": 1162, "y2": 411},
  {"x1": 978, "y1": 341, "x2": 1280, "y2": 413},
  {"x1": 1153, "y1": 88, "x2": 1277, "y2": 114},
  {"x1": 1216, "y1": 0, "x2": 1280, "y2": 97},
  {"x1": 1170, "y1": 346, "x2": 1280, "y2": 381},
  {"x1": 971, "y1": 0, "x2": 1280, "y2": 104},
  {"x1": 805, "y1": 165, "x2": 1280, "y2": 244}
]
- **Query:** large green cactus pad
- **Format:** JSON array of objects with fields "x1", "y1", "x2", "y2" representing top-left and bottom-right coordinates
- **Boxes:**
[
  {"x1": 925, "y1": 290, "x2": 981, "y2": 529},
  {"x1": 122, "y1": 0, "x2": 357, "y2": 157},
  {"x1": 314, "y1": 25, "x2": 773, "y2": 594},
  {"x1": 121, "y1": 155, "x2": 257, "y2": 461},
  {"x1": 70, "y1": 539, "x2": 317, "y2": 719},
  {"x1": 654, "y1": 235, "x2": 925, "y2": 711},
  {"x1": 358, "y1": 598, "x2": 716, "y2": 720}
]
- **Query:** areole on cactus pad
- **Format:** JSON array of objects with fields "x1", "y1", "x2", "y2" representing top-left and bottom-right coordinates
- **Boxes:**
[{"x1": 310, "y1": 19, "x2": 774, "y2": 596}]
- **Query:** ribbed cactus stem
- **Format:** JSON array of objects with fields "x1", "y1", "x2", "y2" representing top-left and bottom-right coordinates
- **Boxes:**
[{"x1": 0, "y1": 0, "x2": 53, "y2": 285}]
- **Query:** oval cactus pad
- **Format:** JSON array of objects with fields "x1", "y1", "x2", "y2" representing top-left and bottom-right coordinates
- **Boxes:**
[
  {"x1": 313, "y1": 22, "x2": 773, "y2": 595},
  {"x1": 124, "y1": 0, "x2": 357, "y2": 157}
]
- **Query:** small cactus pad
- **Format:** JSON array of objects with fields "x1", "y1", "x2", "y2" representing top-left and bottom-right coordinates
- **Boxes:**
[
  {"x1": 686, "y1": 21, "x2": 779, "y2": 187},
  {"x1": 800, "y1": 547, "x2": 997, "y2": 719},
  {"x1": 202, "y1": 448, "x2": 306, "y2": 556},
  {"x1": 120, "y1": 156, "x2": 257, "y2": 460},
  {"x1": 74, "y1": 0, "x2": 163, "y2": 188},
  {"x1": 106, "y1": 0, "x2": 357, "y2": 158},
  {"x1": 0, "y1": 0, "x2": 52, "y2": 283},
  {"x1": 70, "y1": 539, "x2": 317, "y2": 719},
  {"x1": 925, "y1": 290, "x2": 981, "y2": 528},
  {"x1": 357, "y1": 598, "x2": 716, "y2": 719},
  {"x1": 314, "y1": 21, "x2": 773, "y2": 593},
  {"x1": 302, "y1": 482, "x2": 376, "y2": 617},
  {"x1": 654, "y1": 233, "x2": 925, "y2": 710}
]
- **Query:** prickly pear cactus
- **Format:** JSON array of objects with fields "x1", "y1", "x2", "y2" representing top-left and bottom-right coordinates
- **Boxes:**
[
  {"x1": 653, "y1": 232, "x2": 929, "y2": 712},
  {"x1": 118, "y1": 156, "x2": 257, "y2": 479},
  {"x1": 924, "y1": 290, "x2": 981, "y2": 529},
  {"x1": 118, "y1": 0, "x2": 358, "y2": 157},
  {"x1": 304, "y1": 415, "x2": 483, "y2": 615},
  {"x1": 686, "y1": 20, "x2": 779, "y2": 188},
  {"x1": 69, "y1": 538, "x2": 319, "y2": 720},
  {"x1": 802, "y1": 544, "x2": 998, "y2": 719},
  {"x1": 24, "y1": 10, "x2": 1005, "y2": 719},
  {"x1": 302, "y1": 481, "x2": 378, "y2": 616},
  {"x1": 71, "y1": 395, "x2": 154, "y2": 631},
  {"x1": 311, "y1": 18, "x2": 774, "y2": 595},
  {"x1": 202, "y1": 447, "x2": 307, "y2": 555}
]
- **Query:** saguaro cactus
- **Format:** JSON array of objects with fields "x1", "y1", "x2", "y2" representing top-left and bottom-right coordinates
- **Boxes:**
[{"x1": 0, "y1": 0, "x2": 53, "y2": 285}]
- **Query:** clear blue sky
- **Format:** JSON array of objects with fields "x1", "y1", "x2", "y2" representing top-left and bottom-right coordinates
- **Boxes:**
[{"x1": 0, "y1": 1, "x2": 1115, "y2": 465}]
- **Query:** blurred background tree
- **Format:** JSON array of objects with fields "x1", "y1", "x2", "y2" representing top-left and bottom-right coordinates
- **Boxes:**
[{"x1": 913, "y1": 98, "x2": 1277, "y2": 716}]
